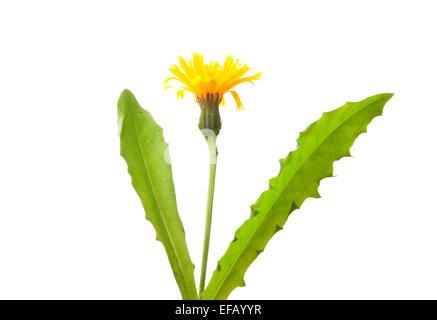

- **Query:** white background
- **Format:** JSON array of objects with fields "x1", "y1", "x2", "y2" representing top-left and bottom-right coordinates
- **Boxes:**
[{"x1": 1, "y1": 0, "x2": 436, "y2": 300}]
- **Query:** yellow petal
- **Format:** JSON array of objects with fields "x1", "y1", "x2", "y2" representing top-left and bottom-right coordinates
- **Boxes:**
[
  {"x1": 230, "y1": 91, "x2": 244, "y2": 111},
  {"x1": 220, "y1": 94, "x2": 226, "y2": 106},
  {"x1": 164, "y1": 77, "x2": 177, "y2": 85},
  {"x1": 177, "y1": 89, "x2": 184, "y2": 99}
]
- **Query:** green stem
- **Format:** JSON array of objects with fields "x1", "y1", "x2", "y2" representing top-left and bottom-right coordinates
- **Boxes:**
[{"x1": 199, "y1": 135, "x2": 217, "y2": 294}]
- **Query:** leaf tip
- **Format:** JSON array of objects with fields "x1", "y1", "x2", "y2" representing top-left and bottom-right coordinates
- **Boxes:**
[
  {"x1": 289, "y1": 201, "x2": 299, "y2": 215},
  {"x1": 255, "y1": 249, "x2": 264, "y2": 257},
  {"x1": 383, "y1": 92, "x2": 394, "y2": 99},
  {"x1": 250, "y1": 207, "x2": 259, "y2": 218},
  {"x1": 312, "y1": 190, "x2": 322, "y2": 199},
  {"x1": 373, "y1": 92, "x2": 394, "y2": 106},
  {"x1": 118, "y1": 89, "x2": 134, "y2": 105},
  {"x1": 275, "y1": 224, "x2": 283, "y2": 233}
]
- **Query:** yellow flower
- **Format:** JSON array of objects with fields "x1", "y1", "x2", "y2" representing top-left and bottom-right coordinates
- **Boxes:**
[{"x1": 165, "y1": 53, "x2": 262, "y2": 111}]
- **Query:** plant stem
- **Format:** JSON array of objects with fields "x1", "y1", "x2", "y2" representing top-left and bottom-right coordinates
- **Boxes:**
[{"x1": 199, "y1": 135, "x2": 217, "y2": 294}]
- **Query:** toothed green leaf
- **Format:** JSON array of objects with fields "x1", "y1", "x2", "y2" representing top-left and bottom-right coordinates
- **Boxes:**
[
  {"x1": 201, "y1": 93, "x2": 393, "y2": 300},
  {"x1": 118, "y1": 89, "x2": 198, "y2": 300}
]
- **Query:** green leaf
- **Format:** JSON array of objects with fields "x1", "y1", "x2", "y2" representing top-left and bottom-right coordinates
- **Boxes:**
[
  {"x1": 201, "y1": 93, "x2": 393, "y2": 300},
  {"x1": 118, "y1": 89, "x2": 198, "y2": 300}
]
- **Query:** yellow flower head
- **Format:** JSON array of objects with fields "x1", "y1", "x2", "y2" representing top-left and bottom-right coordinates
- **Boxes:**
[{"x1": 165, "y1": 53, "x2": 262, "y2": 111}]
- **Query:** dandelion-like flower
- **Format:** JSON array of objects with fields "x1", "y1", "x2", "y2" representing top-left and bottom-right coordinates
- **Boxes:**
[{"x1": 165, "y1": 54, "x2": 262, "y2": 135}]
